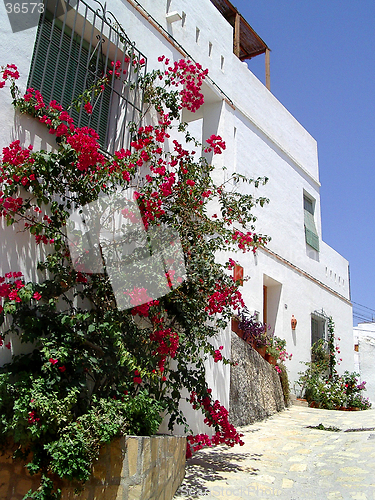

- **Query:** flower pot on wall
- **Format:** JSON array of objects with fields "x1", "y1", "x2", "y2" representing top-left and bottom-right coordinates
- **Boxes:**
[
  {"x1": 309, "y1": 401, "x2": 320, "y2": 408},
  {"x1": 231, "y1": 318, "x2": 243, "y2": 339},
  {"x1": 254, "y1": 345, "x2": 266, "y2": 358},
  {"x1": 265, "y1": 353, "x2": 277, "y2": 365}
]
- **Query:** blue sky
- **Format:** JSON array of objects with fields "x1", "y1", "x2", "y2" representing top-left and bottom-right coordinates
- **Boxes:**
[{"x1": 232, "y1": 0, "x2": 375, "y2": 325}]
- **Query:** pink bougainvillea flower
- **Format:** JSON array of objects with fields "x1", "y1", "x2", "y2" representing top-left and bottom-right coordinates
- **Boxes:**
[
  {"x1": 32, "y1": 292, "x2": 42, "y2": 300},
  {"x1": 58, "y1": 366, "x2": 66, "y2": 373},
  {"x1": 84, "y1": 102, "x2": 93, "y2": 114},
  {"x1": 49, "y1": 358, "x2": 58, "y2": 365},
  {"x1": 214, "y1": 345, "x2": 223, "y2": 362},
  {"x1": 133, "y1": 369, "x2": 142, "y2": 384}
]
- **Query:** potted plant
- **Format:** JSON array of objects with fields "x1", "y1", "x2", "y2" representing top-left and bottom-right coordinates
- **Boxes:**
[
  {"x1": 265, "y1": 335, "x2": 293, "y2": 368},
  {"x1": 297, "y1": 320, "x2": 371, "y2": 411},
  {"x1": 238, "y1": 309, "x2": 267, "y2": 356}
]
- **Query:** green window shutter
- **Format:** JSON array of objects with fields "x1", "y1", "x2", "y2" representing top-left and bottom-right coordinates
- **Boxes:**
[
  {"x1": 304, "y1": 210, "x2": 320, "y2": 252},
  {"x1": 28, "y1": 13, "x2": 111, "y2": 149},
  {"x1": 311, "y1": 317, "x2": 319, "y2": 345}
]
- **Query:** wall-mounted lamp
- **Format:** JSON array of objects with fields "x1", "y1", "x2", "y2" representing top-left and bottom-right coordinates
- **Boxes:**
[
  {"x1": 166, "y1": 11, "x2": 182, "y2": 23},
  {"x1": 291, "y1": 315, "x2": 297, "y2": 330}
]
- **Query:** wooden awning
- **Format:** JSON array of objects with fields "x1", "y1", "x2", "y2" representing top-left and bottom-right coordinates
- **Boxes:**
[{"x1": 210, "y1": 0, "x2": 269, "y2": 60}]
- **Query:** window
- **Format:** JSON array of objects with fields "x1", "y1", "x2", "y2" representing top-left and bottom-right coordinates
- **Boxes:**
[
  {"x1": 303, "y1": 194, "x2": 319, "y2": 252},
  {"x1": 311, "y1": 313, "x2": 326, "y2": 346},
  {"x1": 28, "y1": 0, "x2": 147, "y2": 153}
]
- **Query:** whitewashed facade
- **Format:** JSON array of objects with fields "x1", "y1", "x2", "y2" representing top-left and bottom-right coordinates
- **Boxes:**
[
  {"x1": 0, "y1": 0, "x2": 353, "y2": 430},
  {"x1": 354, "y1": 323, "x2": 375, "y2": 405}
]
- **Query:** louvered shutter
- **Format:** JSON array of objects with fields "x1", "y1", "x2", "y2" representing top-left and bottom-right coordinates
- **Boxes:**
[
  {"x1": 28, "y1": 13, "x2": 111, "y2": 148},
  {"x1": 304, "y1": 210, "x2": 320, "y2": 252}
]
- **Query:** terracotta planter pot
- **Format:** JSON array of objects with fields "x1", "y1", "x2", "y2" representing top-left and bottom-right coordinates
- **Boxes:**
[
  {"x1": 254, "y1": 345, "x2": 266, "y2": 358},
  {"x1": 231, "y1": 318, "x2": 241, "y2": 336},
  {"x1": 231, "y1": 318, "x2": 246, "y2": 340},
  {"x1": 265, "y1": 353, "x2": 277, "y2": 365}
]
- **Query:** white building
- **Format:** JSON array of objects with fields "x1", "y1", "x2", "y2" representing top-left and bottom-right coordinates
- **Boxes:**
[
  {"x1": 354, "y1": 323, "x2": 375, "y2": 405},
  {"x1": 0, "y1": 0, "x2": 353, "y2": 423}
]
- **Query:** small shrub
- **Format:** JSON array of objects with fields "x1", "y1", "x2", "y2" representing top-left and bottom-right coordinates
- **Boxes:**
[{"x1": 297, "y1": 317, "x2": 370, "y2": 411}]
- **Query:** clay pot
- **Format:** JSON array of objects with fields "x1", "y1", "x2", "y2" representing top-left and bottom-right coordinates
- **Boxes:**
[
  {"x1": 254, "y1": 345, "x2": 266, "y2": 358},
  {"x1": 231, "y1": 318, "x2": 246, "y2": 340},
  {"x1": 265, "y1": 353, "x2": 277, "y2": 365}
]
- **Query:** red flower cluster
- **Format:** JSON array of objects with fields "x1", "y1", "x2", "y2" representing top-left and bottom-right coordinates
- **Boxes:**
[
  {"x1": 28, "y1": 410, "x2": 40, "y2": 425},
  {"x1": 0, "y1": 63, "x2": 19, "y2": 88},
  {"x1": 150, "y1": 326, "x2": 179, "y2": 373},
  {"x1": 227, "y1": 258, "x2": 237, "y2": 270},
  {"x1": 136, "y1": 192, "x2": 166, "y2": 230},
  {"x1": 204, "y1": 135, "x2": 226, "y2": 155},
  {"x1": 133, "y1": 369, "x2": 142, "y2": 384},
  {"x1": 84, "y1": 102, "x2": 93, "y2": 115},
  {"x1": 0, "y1": 195, "x2": 23, "y2": 218},
  {"x1": 186, "y1": 433, "x2": 211, "y2": 458},
  {"x1": 232, "y1": 230, "x2": 256, "y2": 253},
  {"x1": 66, "y1": 127, "x2": 105, "y2": 172},
  {"x1": 24, "y1": 88, "x2": 45, "y2": 110},
  {"x1": 132, "y1": 57, "x2": 145, "y2": 69},
  {"x1": 126, "y1": 287, "x2": 159, "y2": 317},
  {"x1": 2, "y1": 140, "x2": 34, "y2": 168},
  {"x1": 186, "y1": 391, "x2": 244, "y2": 458},
  {"x1": 0, "y1": 272, "x2": 25, "y2": 308},
  {"x1": 206, "y1": 283, "x2": 244, "y2": 315},
  {"x1": 34, "y1": 235, "x2": 54, "y2": 245},
  {"x1": 214, "y1": 345, "x2": 223, "y2": 362},
  {"x1": 158, "y1": 56, "x2": 208, "y2": 113},
  {"x1": 108, "y1": 59, "x2": 128, "y2": 78}
]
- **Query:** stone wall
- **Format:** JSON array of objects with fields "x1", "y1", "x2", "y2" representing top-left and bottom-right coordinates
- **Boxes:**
[
  {"x1": 229, "y1": 333, "x2": 285, "y2": 427},
  {"x1": 0, "y1": 435, "x2": 186, "y2": 500}
]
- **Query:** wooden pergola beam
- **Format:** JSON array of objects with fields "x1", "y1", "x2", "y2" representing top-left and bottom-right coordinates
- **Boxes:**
[
  {"x1": 265, "y1": 48, "x2": 270, "y2": 90},
  {"x1": 234, "y1": 12, "x2": 240, "y2": 57}
]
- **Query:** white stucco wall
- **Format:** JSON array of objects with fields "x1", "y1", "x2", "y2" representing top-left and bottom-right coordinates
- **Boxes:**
[
  {"x1": 0, "y1": 0, "x2": 353, "y2": 431},
  {"x1": 353, "y1": 323, "x2": 375, "y2": 405}
]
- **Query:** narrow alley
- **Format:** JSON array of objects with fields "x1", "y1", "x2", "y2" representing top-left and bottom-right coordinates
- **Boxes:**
[{"x1": 174, "y1": 406, "x2": 375, "y2": 500}]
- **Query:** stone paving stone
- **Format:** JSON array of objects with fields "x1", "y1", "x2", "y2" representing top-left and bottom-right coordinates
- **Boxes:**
[{"x1": 173, "y1": 406, "x2": 375, "y2": 500}]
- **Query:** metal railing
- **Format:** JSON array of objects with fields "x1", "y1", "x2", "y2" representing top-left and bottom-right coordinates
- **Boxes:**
[{"x1": 28, "y1": 0, "x2": 147, "y2": 153}]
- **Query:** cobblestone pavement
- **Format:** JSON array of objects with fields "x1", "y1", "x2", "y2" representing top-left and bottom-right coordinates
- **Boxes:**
[{"x1": 173, "y1": 405, "x2": 375, "y2": 500}]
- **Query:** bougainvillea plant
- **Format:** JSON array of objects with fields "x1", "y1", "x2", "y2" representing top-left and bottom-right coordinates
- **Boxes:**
[
  {"x1": 297, "y1": 317, "x2": 370, "y2": 410},
  {"x1": 0, "y1": 56, "x2": 269, "y2": 499}
]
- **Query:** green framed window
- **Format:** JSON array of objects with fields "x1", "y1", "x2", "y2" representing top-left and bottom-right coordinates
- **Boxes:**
[
  {"x1": 28, "y1": 11, "x2": 111, "y2": 147},
  {"x1": 27, "y1": 0, "x2": 147, "y2": 154},
  {"x1": 304, "y1": 194, "x2": 319, "y2": 252}
]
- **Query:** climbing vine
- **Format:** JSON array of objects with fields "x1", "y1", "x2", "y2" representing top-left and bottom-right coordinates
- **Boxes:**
[{"x1": 0, "y1": 56, "x2": 269, "y2": 499}]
